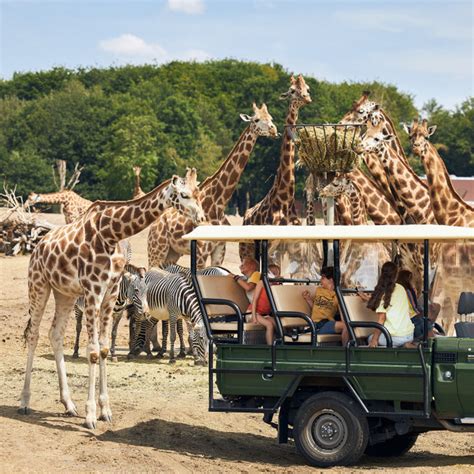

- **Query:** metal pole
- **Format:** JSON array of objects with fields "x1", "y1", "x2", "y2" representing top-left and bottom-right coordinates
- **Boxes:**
[{"x1": 423, "y1": 239, "x2": 430, "y2": 344}]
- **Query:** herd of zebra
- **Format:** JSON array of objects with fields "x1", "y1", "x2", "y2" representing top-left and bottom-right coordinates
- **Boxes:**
[{"x1": 73, "y1": 262, "x2": 229, "y2": 365}]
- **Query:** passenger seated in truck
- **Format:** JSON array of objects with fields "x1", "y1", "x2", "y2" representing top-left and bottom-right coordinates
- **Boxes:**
[
  {"x1": 302, "y1": 266, "x2": 348, "y2": 344},
  {"x1": 358, "y1": 262, "x2": 415, "y2": 347},
  {"x1": 250, "y1": 264, "x2": 281, "y2": 345},
  {"x1": 230, "y1": 257, "x2": 261, "y2": 303},
  {"x1": 397, "y1": 269, "x2": 435, "y2": 339}
]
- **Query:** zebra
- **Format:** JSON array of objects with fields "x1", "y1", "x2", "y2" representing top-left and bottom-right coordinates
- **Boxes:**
[
  {"x1": 128, "y1": 270, "x2": 213, "y2": 365},
  {"x1": 72, "y1": 263, "x2": 148, "y2": 358},
  {"x1": 147, "y1": 264, "x2": 229, "y2": 357}
]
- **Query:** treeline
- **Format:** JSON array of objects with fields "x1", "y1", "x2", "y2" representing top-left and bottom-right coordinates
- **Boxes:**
[{"x1": 1, "y1": 60, "x2": 472, "y2": 213}]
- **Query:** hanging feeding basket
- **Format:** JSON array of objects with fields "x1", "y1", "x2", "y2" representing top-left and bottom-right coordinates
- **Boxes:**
[{"x1": 290, "y1": 124, "x2": 363, "y2": 186}]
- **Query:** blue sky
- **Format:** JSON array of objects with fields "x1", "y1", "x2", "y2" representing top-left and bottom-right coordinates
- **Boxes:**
[{"x1": 1, "y1": 0, "x2": 472, "y2": 110}]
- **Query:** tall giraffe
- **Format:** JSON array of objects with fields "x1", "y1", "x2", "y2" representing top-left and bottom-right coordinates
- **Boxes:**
[
  {"x1": 19, "y1": 170, "x2": 204, "y2": 429},
  {"x1": 357, "y1": 121, "x2": 435, "y2": 224},
  {"x1": 404, "y1": 118, "x2": 474, "y2": 334},
  {"x1": 132, "y1": 166, "x2": 145, "y2": 199},
  {"x1": 240, "y1": 74, "x2": 311, "y2": 260},
  {"x1": 404, "y1": 118, "x2": 474, "y2": 226},
  {"x1": 148, "y1": 103, "x2": 278, "y2": 268},
  {"x1": 25, "y1": 190, "x2": 92, "y2": 224}
]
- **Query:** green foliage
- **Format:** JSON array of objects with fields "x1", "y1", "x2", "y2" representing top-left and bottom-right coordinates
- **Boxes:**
[{"x1": 0, "y1": 60, "x2": 471, "y2": 209}]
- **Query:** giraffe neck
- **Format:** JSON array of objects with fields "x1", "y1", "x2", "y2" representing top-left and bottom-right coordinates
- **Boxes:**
[
  {"x1": 378, "y1": 146, "x2": 435, "y2": 224},
  {"x1": 200, "y1": 126, "x2": 257, "y2": 220},
  {"x1": 379, "y1": 110, "x2": 408, "y2": 164},
  {"x1": 35, "y1": 191, "x2": 71, "y2": 205},
  {"x1": 134, "y1": 173, "x2": 143, "y2": 197},
  {"x1": 88, "y1": 181, "x2": 173, "y2": 242},
  {"x1": 305, "y1": 190, "x2": 315, "y2": 225},
  {"x1": 346, "y1": 184, "x2": 367, "y2": 225},
  {"x1": 268, "y1": 101, "x2": 300, "y2": 207},
  {"x1": 420, "y1": 143, "x2": 473, "y2": 224},
  {"x1": 349, "y1": 169, "x2": 403, "y2": 225}
]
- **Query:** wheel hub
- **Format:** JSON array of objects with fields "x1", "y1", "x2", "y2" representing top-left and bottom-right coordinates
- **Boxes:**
[{"x1": 310, "y1": 411, "x2": 348, "y2": 451}]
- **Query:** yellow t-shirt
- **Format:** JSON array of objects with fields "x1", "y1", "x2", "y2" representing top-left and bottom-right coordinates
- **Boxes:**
[
  {"x1": 376, "y1": 283, "x2": 415, "y2": 337},
  {"x1": 311, "y1": 287, "x2": 338, "y2": 323},
  {"x1": 245, "y1": 271, "x2": 261, "y2": 302}
]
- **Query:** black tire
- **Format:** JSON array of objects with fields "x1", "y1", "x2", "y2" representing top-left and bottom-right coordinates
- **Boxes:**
[
  {"x1": 293, "y1": 391, "x2": 369, "y2": 467},
  {"x1": 365, "y1": 433, "x2": 418, "y2": 457}
]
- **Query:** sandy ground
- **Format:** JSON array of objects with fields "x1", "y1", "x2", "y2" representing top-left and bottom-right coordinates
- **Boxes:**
[{"x1": 1, "y1": 213, "x2": 473, "y2": 473}]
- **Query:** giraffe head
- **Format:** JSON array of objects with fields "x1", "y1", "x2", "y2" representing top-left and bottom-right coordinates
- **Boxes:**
[
  {"x1": 24, "y1": 192, "x2": 41, "y2": 207},
  {"x1": 341, "y1": 91, "x2": 379, "y2": 124},
  {"x1": 164, "y1": 168, "x2": 205, "y2": 225},
  {"x1": 132, "y1": 165, "x2": 142, "y2": 177},
  {"x1": 240, "y1": 103, "x2": 278, "y2": 138},
  {"x1": 355, "y1": 122, "x2": 394, "y2": 154},
  {"x1": 279, "y1": 74, "x2": 312, "y2": 106},
  {"x1": 319, "y1": 175, "x2": 353, "y2": 198},
  {"x1": 403, "y1": 118, "x2": 437, "y2": 157}
]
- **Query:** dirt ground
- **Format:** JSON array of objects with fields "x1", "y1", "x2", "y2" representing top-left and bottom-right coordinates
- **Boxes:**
[{"x1": 1, "y1": 213, "x2": 473, "y2": 473}]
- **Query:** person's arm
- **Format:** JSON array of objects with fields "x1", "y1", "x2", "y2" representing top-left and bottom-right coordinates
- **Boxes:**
[
  {"x1": 302, "y1": 289, "x2": 314, "y2": 308},
  {"x1": 369, "y1": 312, "x2": 386, "y2": 347},
  {"x1": 236, "y1": 278, "x2": 257, "y2": 292},
  {"x1": 357, "y1": 291, "x2": 371, "y2": 302},
  {"x1": 251, "y1": 281, "x2": 264, "y2": 322}
]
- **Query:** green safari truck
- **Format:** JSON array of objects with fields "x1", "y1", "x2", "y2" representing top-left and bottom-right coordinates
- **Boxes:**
[{"x1": 184, "y1": 224, "x2": 474, "y2": 467}]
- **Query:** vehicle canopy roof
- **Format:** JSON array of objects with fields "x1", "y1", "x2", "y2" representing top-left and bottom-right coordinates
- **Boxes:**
[{"x1": 183, "y1": 224, "x2": 474, "y2": 243}]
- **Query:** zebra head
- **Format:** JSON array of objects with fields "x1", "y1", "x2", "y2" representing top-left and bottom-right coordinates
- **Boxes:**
[{"x1": 126, "y1": 268, "x2": 149, "y2": 316}]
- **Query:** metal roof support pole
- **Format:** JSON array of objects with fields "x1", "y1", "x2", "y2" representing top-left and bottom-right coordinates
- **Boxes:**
[{"x1": 423, "y1": 239, "x2": 430, "y2": 344}]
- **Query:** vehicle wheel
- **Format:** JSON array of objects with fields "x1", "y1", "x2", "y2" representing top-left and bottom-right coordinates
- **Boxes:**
[
  {"x1": 365, "y1": 433, "x2": 418, "y2": 457},
  {"x1": 293, "y1": 391, "x2": 369, "y2": 467}
]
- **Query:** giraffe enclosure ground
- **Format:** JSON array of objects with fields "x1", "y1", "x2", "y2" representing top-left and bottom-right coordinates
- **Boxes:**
[{"x1": 0, "y1": 212, "x2": 473, "y2": 472}]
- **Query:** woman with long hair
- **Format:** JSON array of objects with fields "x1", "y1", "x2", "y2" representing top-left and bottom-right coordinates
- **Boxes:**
[
  {"x1": 359, "y1": 262, "x2": 415, "y2": 347},
  {"x1": 397, "y1": 269, "x2": 435, "y2": 339}
]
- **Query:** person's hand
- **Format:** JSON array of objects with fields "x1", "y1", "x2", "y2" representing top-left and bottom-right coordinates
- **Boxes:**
[
  {"x1": 302, "y1": 290, "x2": 310, "y2": 299},
  {"x1": 358, "y1": 291, "x2": 370, "y2": 302},
  {"x1": 368, "y1": 338, "x2": 378, "y2": 348},
  {"x1": 232, "y1": 274, "x2": 241, "y2": 282}
]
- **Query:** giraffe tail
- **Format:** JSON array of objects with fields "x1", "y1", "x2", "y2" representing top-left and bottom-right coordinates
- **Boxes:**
[{"x1": 23, "y1": 317, "x2": 32, "y2": 347}]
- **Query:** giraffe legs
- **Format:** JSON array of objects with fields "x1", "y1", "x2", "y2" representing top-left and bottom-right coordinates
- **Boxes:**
[
  {"x1": 19, "y1": 283, "x2": 51, "y2": 414},
  {"x1": 72, "y1": 300, "x2": 83, "y2": 358},
  {"x1": 49, "y1": 290, "x2": 78, "y2": 416},
  {"x1": 210, "y1": 241, "x2": 226, "y2": 266},
  {"x1": 97, "y1": 283, "x2": 120, "y2": 423}
]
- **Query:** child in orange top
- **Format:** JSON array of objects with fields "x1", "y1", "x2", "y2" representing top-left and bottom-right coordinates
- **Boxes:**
[{"x1": 251, "y1": 264, "x2": 281, "y2": 345}]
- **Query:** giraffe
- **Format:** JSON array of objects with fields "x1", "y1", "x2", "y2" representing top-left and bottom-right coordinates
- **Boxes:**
[
  {"x1": 319, "y1": 175, "x2": 368, "y2": 225},
  {"x1": 357, "y1": 121, "x2": 435, "y2": 225},
  {"x1": 25, "y1": 190, "x2": 92, "y2": 224},
  {"x1": 240, "y1": 74, "x2": 312, "y2": 260},
  {"x1": 403, "y1": 118, "x2": 474, "y2": 227},
  {"x1": 347, "y1": 168, "x2": 403, "y2": 225},
  {"x1": 132, "y1": 166, "x2": 145, "y2": 199},
  {"x1": 404, "y1": 118, "x2": 474, "y2": 334},
  {"x1": 19, "y1": 170, "x2": 204, "y2": 429},
  {"x1": 147, "y1": 103, "x2": 278, "y2": 268}
]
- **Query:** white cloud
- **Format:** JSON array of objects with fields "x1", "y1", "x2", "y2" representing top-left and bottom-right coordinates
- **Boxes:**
[
  {"x1": 373, "y1": 49, "x2": 472, "y2": 80},
  {"x1": 99, "y1": 34, "x2": 167, "y2": 60},
  {"x1": 98, "y1": 34, "x2": 212, "y2": 64},
  {"x1": 167, "y1": 0, "x2": 205, "y2": 15},
  {"x1": 334, "y1": 9, "x2": 427, "y2": 33}
]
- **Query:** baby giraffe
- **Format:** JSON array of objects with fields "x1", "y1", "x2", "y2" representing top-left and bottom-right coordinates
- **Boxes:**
[{"x1": 19, "y1": 169, "x2": 204, "y2": 429}]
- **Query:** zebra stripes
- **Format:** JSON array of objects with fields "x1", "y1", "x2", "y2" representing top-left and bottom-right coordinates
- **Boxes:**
[
  {"x1": 145, "y1": 264, "x2": 229, "y2": 357},
  {"x1": 73, "y1": 263, "x2": 147, "y2": 358},
  {"x1": 130, "y1": 268, "x2": 221, "y2": 364}
]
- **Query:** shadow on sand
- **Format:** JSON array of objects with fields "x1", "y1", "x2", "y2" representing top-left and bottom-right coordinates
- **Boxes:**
[{"x1": 2, "y1": 405, "x2": 473, "y2": 468}]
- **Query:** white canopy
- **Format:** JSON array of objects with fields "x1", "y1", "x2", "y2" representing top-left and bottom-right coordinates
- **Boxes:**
[{"x1": 183, "y1": 224, "x2": 474, "y2": 243}]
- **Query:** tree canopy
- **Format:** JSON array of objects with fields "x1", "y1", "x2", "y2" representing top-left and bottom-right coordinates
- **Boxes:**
[{"x1": 1, "y1": 60, "x2": 471, "y2": 210}]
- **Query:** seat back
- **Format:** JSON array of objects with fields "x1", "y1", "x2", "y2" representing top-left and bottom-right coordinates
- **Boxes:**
[
  {"x1": 197, "y1": 275, "x2": 249, "y2": 317},
  {"x1": 272, "y1": 284, "x2": 317, "y2": 328},
  {"x1": 454, "y1": 322, "x2": 474, "y2": 338},
  {"x1": 457, "y1": 292, "x2": 474, "y2": 316},
  {"x1": 342, "y1": 295, "x2": 378, "y2": 338}
]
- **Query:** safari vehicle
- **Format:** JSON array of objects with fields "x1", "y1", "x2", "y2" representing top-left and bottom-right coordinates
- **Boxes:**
[{"x1": 184, "y1": 224, "x2": 474, "y2": 467}]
